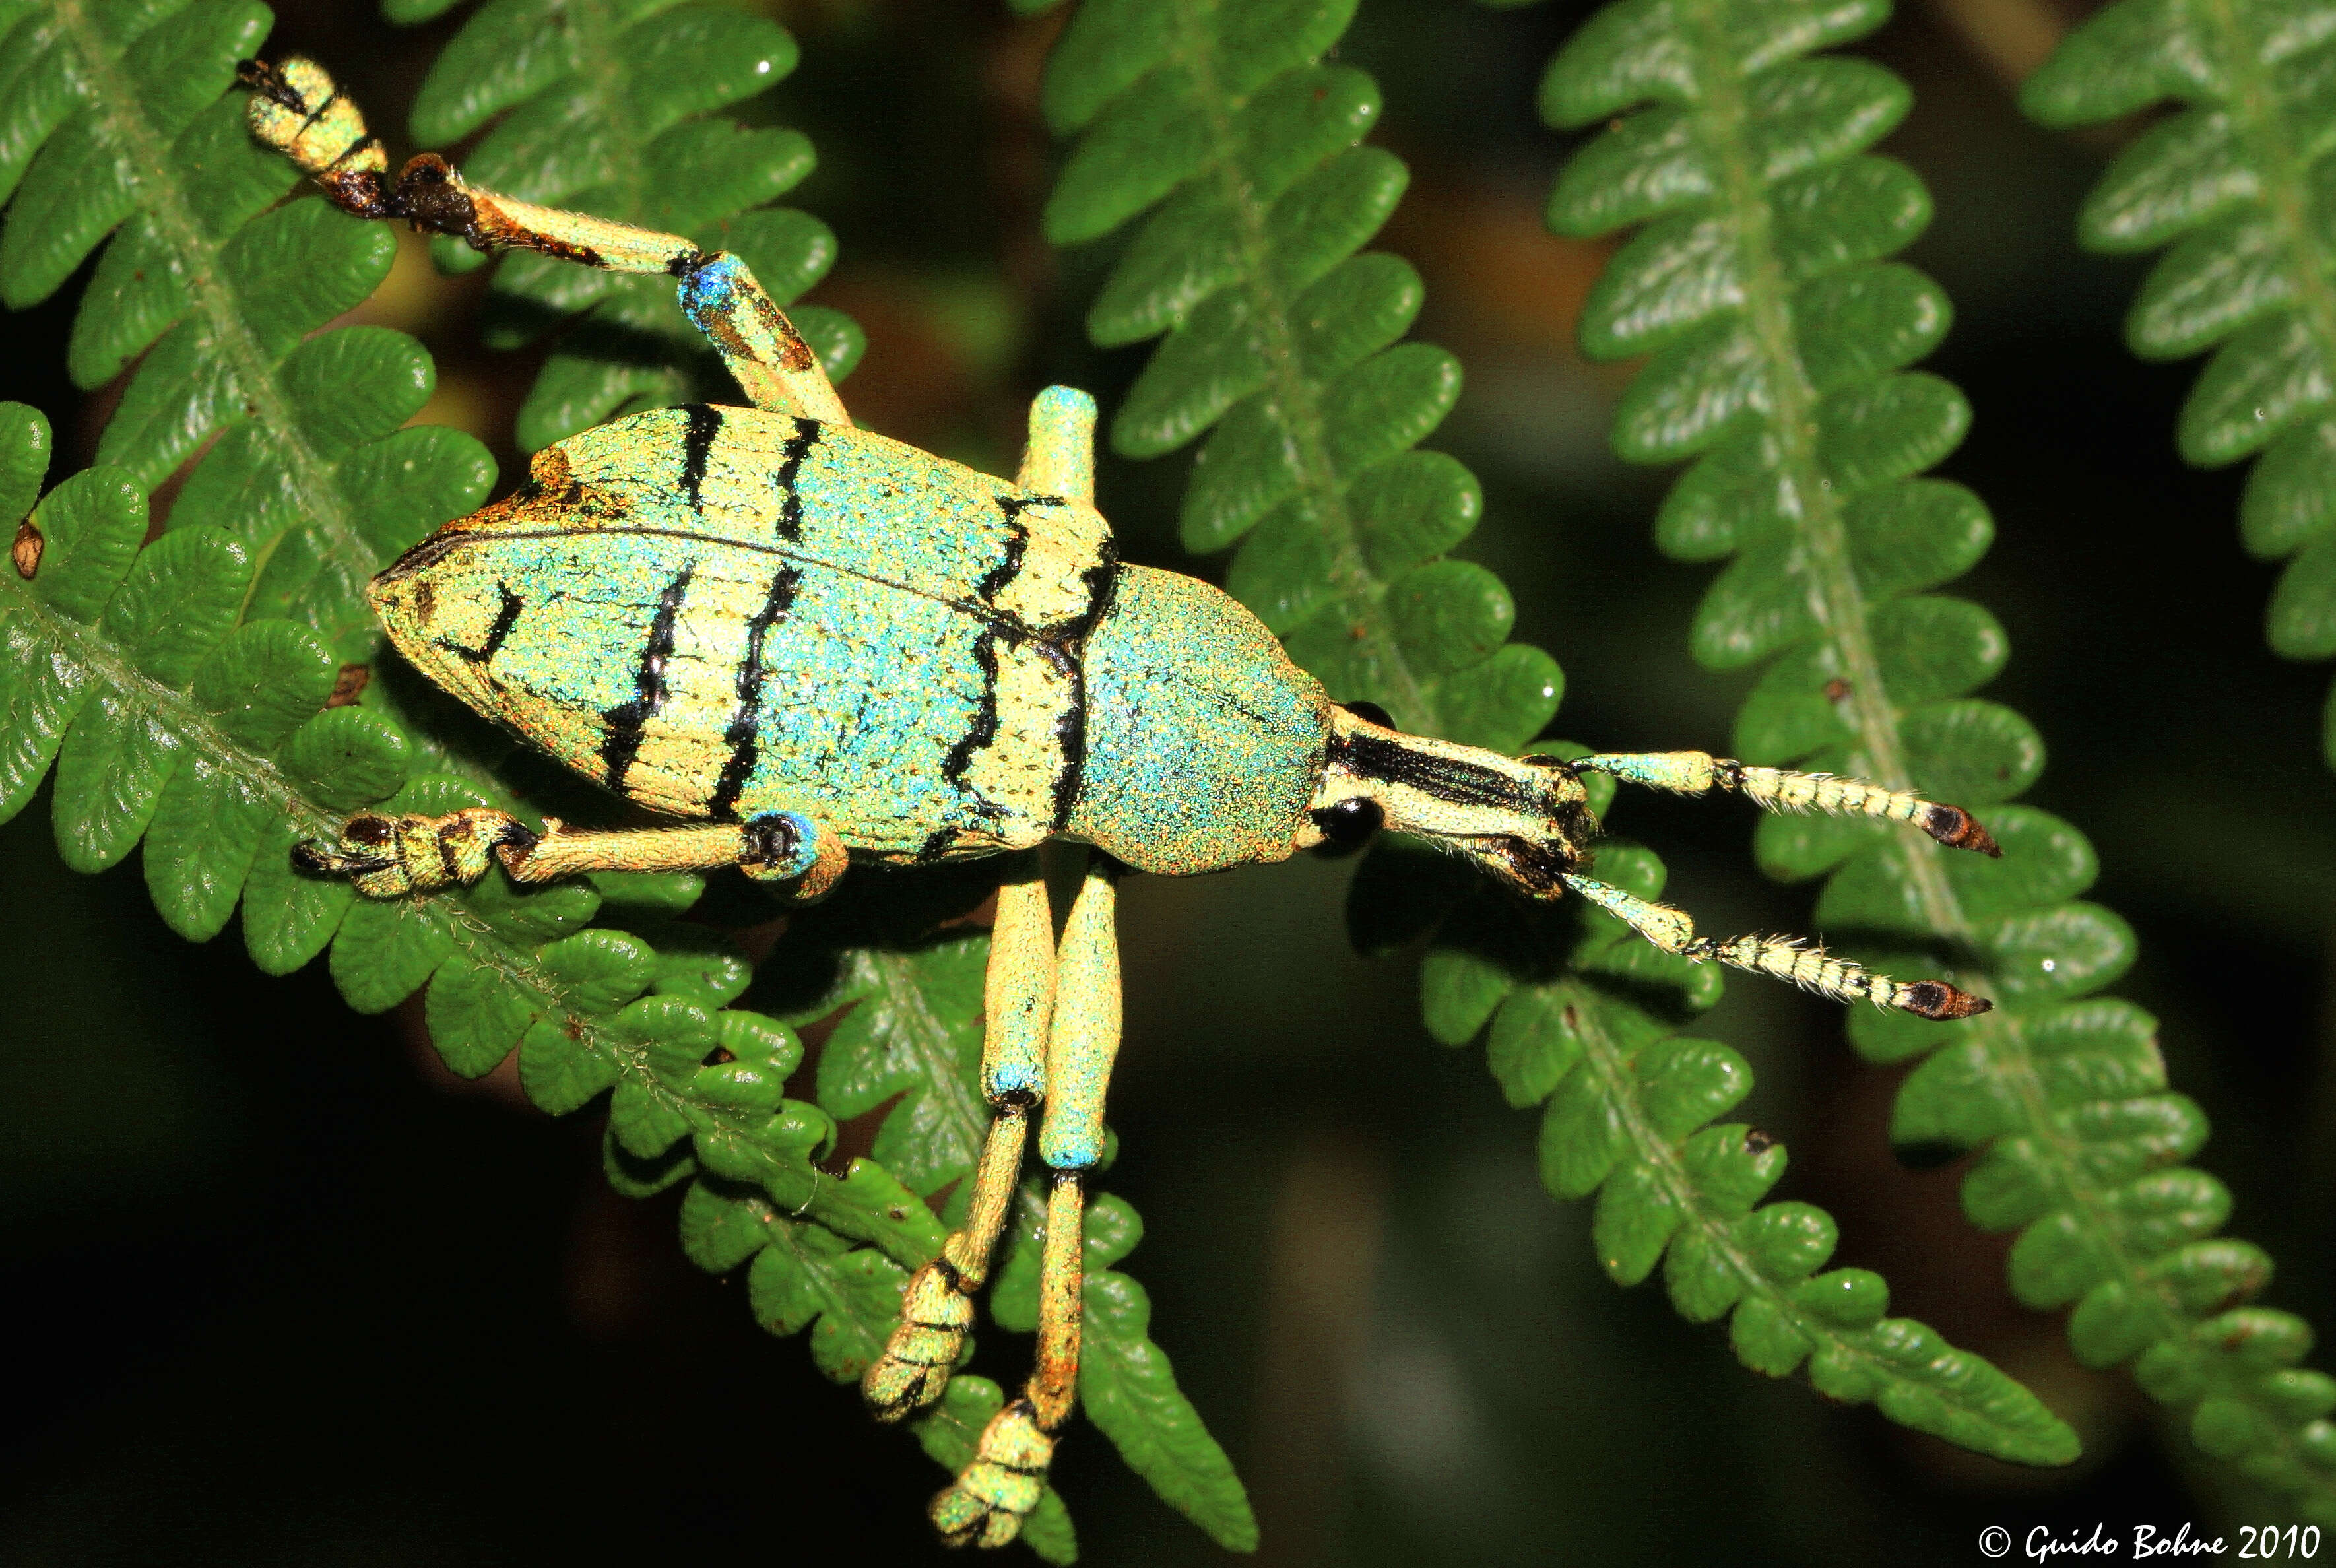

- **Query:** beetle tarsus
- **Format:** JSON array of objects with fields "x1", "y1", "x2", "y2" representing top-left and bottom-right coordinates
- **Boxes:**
[{"x1": 864, "y1": 1259, "x2": 975, "y2": 1423}]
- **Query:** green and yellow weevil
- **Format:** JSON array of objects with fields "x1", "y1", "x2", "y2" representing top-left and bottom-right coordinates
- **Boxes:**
[{"x1": 242, "y1": 55, "x2": 1999, "y2": 1551}]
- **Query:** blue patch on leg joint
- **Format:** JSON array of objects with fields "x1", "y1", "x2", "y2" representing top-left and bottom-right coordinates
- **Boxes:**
[
  {"x1": 741, "y1": 810, "x2": 821, "y2": 880},
  {"x1": 678, "y1": 252, "x2": 748, "y2": 321}
]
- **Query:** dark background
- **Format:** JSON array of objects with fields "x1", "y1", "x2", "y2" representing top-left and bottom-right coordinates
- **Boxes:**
[{"x1": 5, "y1": 0, "x2": 2331, "y2": 1562}]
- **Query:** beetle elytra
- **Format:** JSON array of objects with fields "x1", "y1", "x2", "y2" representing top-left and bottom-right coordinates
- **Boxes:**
[{"x1": 243, "y1": 55, "x2": 1998, "y2": 1550}]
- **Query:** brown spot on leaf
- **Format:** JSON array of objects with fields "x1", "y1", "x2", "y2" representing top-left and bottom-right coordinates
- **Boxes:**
[
  {"x1": 1743, "y1": 1128, "x2": 1776, "y2": 1154},
  {"x1": 1822, "y1": 678, "x2": 1850, "y2": 701},
  {"x1": 325, "y1": 662, "x2": 370, "y2": 707},
  {"x1": 11, "y1": 517, "x2": 41, "y2": 579}
]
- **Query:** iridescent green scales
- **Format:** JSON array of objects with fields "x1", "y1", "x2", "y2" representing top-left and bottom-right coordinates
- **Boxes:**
[
  {"x1": 242, "y1": 53, "x2": 2010, "y2": 1554},
  {"x1": 1071, "y1": 565, "x2": 1328, "y2": 875},
  {"x1": 379, "y1": 404, "x2": 1112, "y2": 862}
]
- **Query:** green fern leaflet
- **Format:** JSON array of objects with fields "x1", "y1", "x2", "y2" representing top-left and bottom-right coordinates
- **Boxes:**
[
  {"x1": 1541, "y1": 0, "x2": 2336, "y2": 1514},
  {"x1": 2025, "y1": 0, "x2": 2336, "y2": 771}
]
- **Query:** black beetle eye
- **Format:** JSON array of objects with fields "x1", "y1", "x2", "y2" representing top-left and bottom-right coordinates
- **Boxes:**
[
  {"x1": 1339, "y1": 700, "x2": 1394, "y2": 730},
  {"x1": 344, "y1": 815, "x2": 394, "y2": 847},
  {"x1": 1310, "y1": 795, "x2": 1384, "y2": 855}
]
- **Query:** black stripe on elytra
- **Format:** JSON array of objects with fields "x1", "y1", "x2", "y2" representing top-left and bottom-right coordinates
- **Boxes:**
[
  {"x1": 940, "y1": 632, "x2": 1002, "y2": 791},
  {"x1": 707, "y1": 564, "x2": 800, "y2": 821},
  {"x1": 447, "y1": 581, "x2": 523, "y2": 665},
  {"x1": 1044, "y1": 641, "x2": 1086, "y2": 830},
  {"x1": 977, "y1": 497, "x2": 1033, "y2": 603},
  {"x1": 1332, "y1": 730, "x2": 1526, "y2": 810},
  {"x1": 773, "y1": 417, "x2": 820, "y2": 540},
  {"x1": 1066, "y1": 546, "x2": 1120, "y2": 644},
  {"x1": 679, "y1": 403, "x2": 724, "y2": 511},
  {"x1": 983, "y1": 496, "x2": 1125, "y2": 646},
  {"x1": 600, "y1": 563, "x2": 696, "y2": 795}
]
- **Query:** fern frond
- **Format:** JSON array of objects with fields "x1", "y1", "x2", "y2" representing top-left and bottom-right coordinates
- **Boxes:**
[
  {"x1": 1381, "y1": 791, "x2": 2076, "y2": 1462},
  {"x1": 0, "y1": 0, "x2": 487, "y2": 700},
  {"x1": 2023, "y1": 0, "x2": 2336, "y2": 769},
  {"x1": 1045, "y1": 0, "x2": 2072, "y2": 1466},
  {"x1": 1544, "y1": 0, "x2": 2336, "y2": 1512},
  {"x1": 396, "y1": 0, "x2": 861, "y2": 451},
  {"x1": 0, "y1": 10, "x2": 1138, "y2": 1547},
  {"x1": 0, "y1": 0, "x2": 503, "y2": 905},
  {"x1": 0, "y1": 0, "x2": 881, "y2": 1187}
]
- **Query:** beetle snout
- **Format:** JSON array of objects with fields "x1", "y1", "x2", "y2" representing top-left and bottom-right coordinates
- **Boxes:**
[{"x1": 1309, "y1": 709, "x2": 1598, "y2": 890}]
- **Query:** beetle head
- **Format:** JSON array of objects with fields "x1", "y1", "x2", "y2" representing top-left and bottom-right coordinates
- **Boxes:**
[{"x1": 1295, "y1": 705, "x2": 1596, "y2": 894}]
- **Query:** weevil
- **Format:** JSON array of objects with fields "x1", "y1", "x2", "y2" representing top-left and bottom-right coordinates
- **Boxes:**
[{"x1": 242, "y1": 55, "x2": 1999, "y2": 1550}]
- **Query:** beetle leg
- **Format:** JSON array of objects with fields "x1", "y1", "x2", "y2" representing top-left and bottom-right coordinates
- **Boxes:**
[
  {"x1": 865, "y1": 853, "x2": 1055, "y2": 1422},
  {"x1": 1565, "y1": 751, "x2": 2001, "y2": 856},
  {"x1": 291, "y1": 807, "x2": 532, "y2": 898},
  {"x1": 1016, "y1": 386, "x2": 1097, "y2": 502},
  {"x1": 930, "y1": 853, "x2": 1119, "y2": 1550},
  {"x1": 672, "y1": 254, "x2": 850, "y2": 426},
  {"x1": 293, "y1": 808, "x2": 847, "y2": 902},
  {"x1": 238, "y1": 57, "x2": 849, "y2": 426},
  {"x1": 1559, "y1": 873, "x2": 1992, "y2": 1020},
  {"x1": 509, "y1": 810, "x2": 847, "y2": 901}
]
